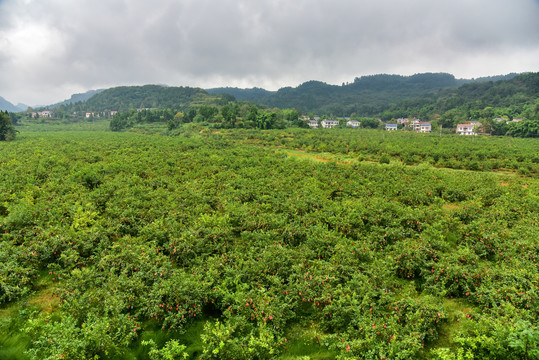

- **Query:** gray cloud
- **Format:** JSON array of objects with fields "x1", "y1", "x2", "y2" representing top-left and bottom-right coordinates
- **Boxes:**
[{"x1": 0, "y1": 0, "x2": 538, "y2": 105}]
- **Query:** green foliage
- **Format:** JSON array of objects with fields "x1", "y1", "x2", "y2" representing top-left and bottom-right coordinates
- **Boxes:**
[
  {"x1": 211, "y1": 73, "x2": 463, "y2": 116},
  {"x1": 142, "y1": 339, "x2": 188, "y2": 360},
  {"x1": 508, "y1": 321, "x2": 539, "y2": 359},
  {"x1": 111, "y1": 109, "x2": 176, "y2": 132},
  {"x1": 73, "y1": 85, "x2": 207, "y2": 112},
  {"x1": 23, "y1": 312, "x2": 137, "y2": 360},
  {"x1": 378, "y1": 154, "x2": 390, "y2": 164},
  {"x1": 0, "y1": 129, "x2": 538, "y2": 359},
  {"x1": 111, "y1": 102, "x2": 296, "y2": 132},
  {"x1": 0, "y1": 111, "x2": 17, "y2": 141},
  {"x1": 383, "y1": 73, "x2": 539, "y2": 137},
  {"x1": 508, "y1": 118, "x2": 539, "y2": 138}
]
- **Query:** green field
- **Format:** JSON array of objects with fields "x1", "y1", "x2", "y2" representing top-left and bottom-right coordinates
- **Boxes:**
[{"x1": 1, "y1": 127, "x2": 538, "y2": 359}]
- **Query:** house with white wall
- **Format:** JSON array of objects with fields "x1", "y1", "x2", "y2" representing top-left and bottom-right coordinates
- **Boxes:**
[
  {"x1": 321, "y1": 119, "x2": 339, "y2": 128},
  {"x1": 346, "y1": 120, "x2": 360, "y2": 128}
]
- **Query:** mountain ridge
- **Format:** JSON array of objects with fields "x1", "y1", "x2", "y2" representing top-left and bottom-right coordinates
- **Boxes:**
[
  {"x1": 0, "y1": 96, "x2": 27, "y2": 112},
  {"x1": 3, "y1": 72, "x2": 526, "y2": 113},
  {"x1": 207, "y1": 73, "x2": 522, "y2": 115}
]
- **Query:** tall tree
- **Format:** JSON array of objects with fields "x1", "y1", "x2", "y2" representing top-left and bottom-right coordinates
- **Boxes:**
[{"x1": 0, "y1": 111, "x2": 16, "y2": 141}]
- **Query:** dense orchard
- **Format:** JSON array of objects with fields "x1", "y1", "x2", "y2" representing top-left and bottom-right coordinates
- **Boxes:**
[{"x1": 0, "y1": 129, "x2": 538, "y2": 359}]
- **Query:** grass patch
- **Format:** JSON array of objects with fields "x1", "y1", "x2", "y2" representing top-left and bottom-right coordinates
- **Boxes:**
[
  {"x1": 442, "y1": 203, "x2": 461, "y2": 212},
  {"x1": 286, "y1": 150, "x2": 332, "y2": 163},
  {"x1": 280, "y1": 323, "x2": 337, "y2": 360},
  {"x1": 428, "y1": 298, "x2": 471, "y2": 352},
  {"x1": 127, "y1": 319, "x2": 205, "y2": 359},
  {"x1": 0, "y1": 305, "x2": 32, "y2": 360},
  {"x1": 0, "y1": 271, "x2": 58, "y2": 359}
]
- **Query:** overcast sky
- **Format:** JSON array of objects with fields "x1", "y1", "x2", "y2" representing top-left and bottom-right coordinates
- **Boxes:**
[{"x1": 1, "y1": 0, "x2": 538, "y2": 106}]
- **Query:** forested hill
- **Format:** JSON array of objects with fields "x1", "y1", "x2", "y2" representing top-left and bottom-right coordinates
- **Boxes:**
[
  {"x1": 54, "y1": 85, "x2": 230, "y2": 113},
  {"x1": 204, "y1": 87, "x2": 274, "y2": 102},
  {"x1": 381, "y1": 72, "x2": 539, "y2": 122},
  {"x1": 207, "y1": 73, "x2": 521, "y2": 116}
]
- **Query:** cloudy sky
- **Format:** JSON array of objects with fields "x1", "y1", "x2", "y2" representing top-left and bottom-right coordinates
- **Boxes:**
[{"x1": 1, "y1": 0, "x2": 538, "y2": 106}]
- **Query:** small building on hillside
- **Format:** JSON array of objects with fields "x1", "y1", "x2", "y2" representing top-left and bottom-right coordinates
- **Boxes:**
[
  {"x1": 418, "y1": 122, "x2": 432, "y2": 133},
  {"x1": 308, "y1": 120, "x2": 319, "y2": 128},
  {"x1": 321, "y1": 119, "x2": 340, "y2": 128},
  {"x1": 385, "y1": 124, "x2": 398, "y2": 131},
  {"x1": 456, "y1": 123, "x2": 477, "y2": 135},
  {"x1": 33, "y1": 110, "x2": 54, "y2": 118},
  {"x1": 410, "y1": 119, "x2": 431, "y2": 133},
  {"x1": 347, "y1": 120, "x2": 361, "y2": 128}
]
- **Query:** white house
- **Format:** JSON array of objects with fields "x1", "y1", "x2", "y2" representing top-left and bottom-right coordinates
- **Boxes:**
[
  {"x1": 321, "y1": 119, "x2": 340, "y2": 128},
  {"x1": 456, "y1": 123, "x2": 477, "y2": 135},
  {"x1": 346, "y1": 120, "x2": 360, "y2": 128},
  {"x1": 308, "y1": 120, "x2": 319, "y2": 128},
  {"x1": 419, "y1": 122, "x2": 432, "y2": 133},
  {"x1": 410, "y1": 120, "x2": 431, "y2": 133},
  {"x1": 385, "y1": 124, "x2": 398, "y2": 131},
  {"x1": 38, "y1": 110, "x2": 54, "y2": 118}
]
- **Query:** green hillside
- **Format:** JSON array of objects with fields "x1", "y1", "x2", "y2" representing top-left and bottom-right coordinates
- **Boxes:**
[
  {"x1": 51, "y1": 85, "x2": 232, "y2": 114},
  {"x1": 207, "y1": 73, "x2": 522, "y2": 116},
  {"x1": 381, "y1": 72, "x2": 539, "y2": 135}
]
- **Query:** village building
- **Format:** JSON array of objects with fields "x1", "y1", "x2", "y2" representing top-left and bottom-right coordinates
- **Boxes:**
[
  {"x1": 346, "y1": 120, "x2": 361, "y2": 128},
  {"x1": 409, "y1": 119, "x2": 431, "y2": 133},
  {"x1": 85, "y1": 112, "x2": 101, "y2": 118},
  {"x1": 418, "y1": 122, "x2": 432, "y2": 133},
  {"x1": 321, "y1": 119, "x2": 340, "y2": 128},
  {"x1": 385, "y1": 124, "x2": 398, "y2": 131},
  {"x1": 307, "y1": 120, "x2": 319, "y2": 128},
  {"x1": 32, "y1": 110, "x2": 54, "y2": 118},
  {"x1": 456, "y1": 123, "x2": 477, "y2": 135}
]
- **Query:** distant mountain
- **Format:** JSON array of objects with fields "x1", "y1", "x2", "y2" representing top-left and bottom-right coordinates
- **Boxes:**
[
  {"x1": 206, "y1": 72, "x2": 526, "y2": 116},
  {"x1": 83, "y1": 85, "x2": 211, "y2": 112},
  {"x1": 0, "y1": 96, "x2": 23, "y2": 112},
  {"x1": 50, "y1": 85, "x2": 229, "y2": 114},
  {"x1": 43, "y1": 72, "x2": 530, "y2": 118},
  {"x1": 50, "y1": 89, "x2": 105, "y2": 108},
  {"x1": 208, "y1": 73, "x2": 462, "y2": 116},
  {"x1": 15, "y1": 103, "x2": 29, "y2": 111}
]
